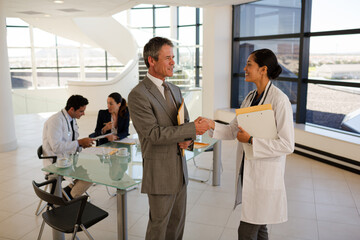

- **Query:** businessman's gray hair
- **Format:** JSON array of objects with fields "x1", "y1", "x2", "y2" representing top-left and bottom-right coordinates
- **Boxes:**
[{"x1": 143, "y1": 37, "x2": 174, "y2": 68}]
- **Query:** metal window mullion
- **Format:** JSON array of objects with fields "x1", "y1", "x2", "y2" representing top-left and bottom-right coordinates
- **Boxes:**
[
  {"x1": 231, "y1": 5, "x2": 241, "y2": 108},
  {"x1": 195, "y1": 8, "x2": 200, "y2": 87},
  {"x1": 176, "y1": 7, "x2": 180, "y2": 64},
  {"x1": 153, "y1": 5, "x2": 156, "y2": 36},
  {"x1": 296, "y1": 0, "x2": 312, "y2": 124}
]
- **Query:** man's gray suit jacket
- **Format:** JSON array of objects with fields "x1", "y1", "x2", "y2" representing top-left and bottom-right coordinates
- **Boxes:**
[{"x1": 128, "y1": 76, "x2": 196, "y2": 195}]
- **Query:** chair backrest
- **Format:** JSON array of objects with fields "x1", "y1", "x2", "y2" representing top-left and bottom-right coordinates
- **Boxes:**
[
  {"x1": 37, "y1": 145, "x2": 57, "y2": 164},
  {"x1": 33, "y1": 179, "x2": 90, "y2": 225},
  {"x1": 32, "y1": 179, "x2": 65, "y2": 207}
]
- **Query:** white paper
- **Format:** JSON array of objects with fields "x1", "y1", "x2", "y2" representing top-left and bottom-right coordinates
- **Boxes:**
[
  {"x1": 92, "y1": 133, "x2": 112, "y2": 140},
  {"x1": 114, "y1": 137, "x2": 136, "y2": 145}
]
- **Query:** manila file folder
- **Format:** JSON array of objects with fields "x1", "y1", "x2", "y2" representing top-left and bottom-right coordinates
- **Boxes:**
[
  {"x1": 236, "y1": 104, "x2": 277, "y2": 160},
  {"x1": 177, "y1": 99, "x2": 185, "y2": 156}
]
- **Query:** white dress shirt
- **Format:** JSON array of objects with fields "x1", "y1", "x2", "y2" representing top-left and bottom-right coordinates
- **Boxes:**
[{"x1": 147, "y1": 72, "x2": 166, "y2": 99}]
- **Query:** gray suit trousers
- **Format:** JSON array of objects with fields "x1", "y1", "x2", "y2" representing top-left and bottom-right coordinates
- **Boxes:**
[{"x1": 146, "y1": 183, "x2": 187, "y2": 240}]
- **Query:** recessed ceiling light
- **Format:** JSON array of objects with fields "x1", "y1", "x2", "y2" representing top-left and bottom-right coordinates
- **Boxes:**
[{"x1": 53, "y1": 0, "x2": 64, "y2": 3}]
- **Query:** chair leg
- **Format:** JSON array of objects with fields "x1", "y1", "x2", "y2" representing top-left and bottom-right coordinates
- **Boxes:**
[
  {"x1": 106, "y1": 186, "x2": 116, "y2": 197},
  {"x1": 62, "y1": 189, "x2": 71, "y2": 201},
  {"x1": 37, "y1": 220, "x2": 45, "y2": 240},
  {"x1": 71, "y1": 224, "x2": 79, "y2": 240},
  {"x1": 35, "y1": 201, "x2": 47, "y2": 216},
  {"x1": 80, "y1": 224, "x2": 95, "y2": 240},
  {"x1": 35, "y1": 185, "x2": 48, "y2": 215},
  {"x1": 85, "y1": 191, "x2": 91, "y2": 202}
]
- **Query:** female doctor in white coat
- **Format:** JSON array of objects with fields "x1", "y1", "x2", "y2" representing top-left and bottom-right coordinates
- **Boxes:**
[{"x1": 204, "y1": 49, "x2": 294, "y2": 240}]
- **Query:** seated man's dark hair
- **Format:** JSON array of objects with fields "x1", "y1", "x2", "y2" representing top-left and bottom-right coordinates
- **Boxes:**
[{"x1": 65, "y1": 95, "x2": 89, "y2": 111}]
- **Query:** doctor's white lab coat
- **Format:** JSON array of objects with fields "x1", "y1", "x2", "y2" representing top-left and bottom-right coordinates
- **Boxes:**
[
  {"x1": 42, "y1": 109, "x2": 79, "y2": 165},
  {"x1": 211, "y1": 81, "x2": 294, "y2": 225}
]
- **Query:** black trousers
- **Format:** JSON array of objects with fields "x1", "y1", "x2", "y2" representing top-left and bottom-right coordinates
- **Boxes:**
[{"x1": 238, "y1": 221, "x2": 268, "y2": 240}]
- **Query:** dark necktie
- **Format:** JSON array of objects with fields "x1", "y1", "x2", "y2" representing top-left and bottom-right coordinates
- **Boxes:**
[
  {"x1": 70, "y1": 120, "x2": 75, "y2": 141},
  {"x1": 162, "y1": 82, "x2": 177, "y2": 116}
]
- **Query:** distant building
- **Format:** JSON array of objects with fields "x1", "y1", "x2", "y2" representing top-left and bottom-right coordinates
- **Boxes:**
[{"x1": 314, "y1": 64, "x2": 360, "y2": 80}]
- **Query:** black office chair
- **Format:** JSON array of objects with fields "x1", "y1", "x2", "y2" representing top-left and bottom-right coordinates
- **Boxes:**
[
  {"x1": 32, "y1": 178, "x2": 108, "y2": 240},
  {"x1": 35, "y1": 145, "x2": 60, "y2": 215},
  {"x1": 35, "y1": 145, "x2": 75, "y2": 216}
]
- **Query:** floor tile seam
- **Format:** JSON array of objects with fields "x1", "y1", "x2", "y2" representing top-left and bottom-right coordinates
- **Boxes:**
[
  {"x1": 0, "y1": 213, "x2": 41, "y2": 240},
  {"x1": 312, "y1": 199, "x2": 357, "y2": 208},
  {"x1": 312, "y1": 200, "x2": 356, "y2": 208},
  {"x1": 316, "y1": 219, "x2": 360, "y2": 227},
  {"x1": 201, "y1": 189, "x2": 235, "y2": 195},
  {"x1": 222, "y1": 203, "x2": 237, "y2": 235},
  {"x1": 217, "y1": 227, "x2": 229, "y2": 240},
  {"x1": 287, "y1": 212, "x2": 317, "y2": 221},
  {"x1": 127, "y1": 212, "x2": 146, "y2": 229},
  {"x1": 199, "y1": 187, "x2": 235, "y2": 196},
  {"x1": 0, "y1": 211, "x2": 16, "y2": 224},
  {"x1": 192, "y1": 202, "x2": 235, "y2": 210},
  {"x1": 6, "y1": 204, "x2": 41, "y2": 217},
  {"x1": 314, "y1": 201, "x2": 360, "y2": 210},
  {"x1": 311, "y1": 175, "x2": 349, "y2": 183},
  {"x1": 313, "y1": 187, "x2": 352, "y2": 193},
  {"x1": 127, "y1": 213, "x2": 147, "y2": 230},
  {"x1": 185, "y1": 219, "x2": 228, "y2": 228},
  {"x1": 285, "y1": 185, "x2": 315, "y2": 191},
  {"x1": 268, "y1": 231, "x2": 315, "y2": 240},
  {"x1": 314, "y1": 217, "x2": 360, "y2": 226},
  {"x1": 311, "y1": 176, "x2": 347, "y2": 182},
  {"x1": 346, "y1": 177, "x2": 360, "y2": 217}
]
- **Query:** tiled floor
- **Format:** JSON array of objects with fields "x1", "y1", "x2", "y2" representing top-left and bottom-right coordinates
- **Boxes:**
[{"x1": 0, "y1": 113, "x2": 359, "y2": 240}]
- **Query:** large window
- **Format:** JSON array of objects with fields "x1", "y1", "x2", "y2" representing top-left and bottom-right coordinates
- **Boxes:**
[
  {"x1": 7, "y1": 6, "x2": 202, "y2": 91},
  {"x1": 6, "y1": 18, "x2": 124, "y2": 89},
  {"x1": 232, "y1": 0, "x2": 360, "y2": 135},
  {"x1": 178, "y1": 7, "x2": 202, "y2": 88},
  {"x1": 114, "y1": 5, "x2": 202, "y2": 89}
]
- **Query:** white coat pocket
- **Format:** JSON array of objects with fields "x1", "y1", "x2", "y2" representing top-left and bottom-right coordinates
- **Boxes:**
[{"x1": 255, "y1": 158, "x2": 284, "y2": 190}]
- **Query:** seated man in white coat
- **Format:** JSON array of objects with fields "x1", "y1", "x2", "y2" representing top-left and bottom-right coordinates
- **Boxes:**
[{"x1": 42, "y1": 95, "x2": 94, "y2": 199}]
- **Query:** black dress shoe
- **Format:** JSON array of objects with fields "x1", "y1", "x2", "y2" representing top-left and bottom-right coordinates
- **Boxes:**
[{"x1": 62, "y1": 186, "x2": 73, "y2": 200}]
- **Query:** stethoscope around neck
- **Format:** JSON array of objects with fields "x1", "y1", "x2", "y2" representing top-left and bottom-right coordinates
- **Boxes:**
[
  {"x1": 61, "y1": 109, "x2": 72, "y2": 139},
  {"x1": 249, "y1": 82, "x2": 272, "y2": 106}
]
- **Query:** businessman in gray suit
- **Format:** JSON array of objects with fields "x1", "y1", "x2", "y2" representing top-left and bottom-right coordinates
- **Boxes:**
[{"x1": 128, "y1": 37, "x2": 209, "y2": 240}]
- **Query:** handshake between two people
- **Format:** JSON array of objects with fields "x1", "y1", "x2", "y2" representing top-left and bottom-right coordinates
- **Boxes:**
[
  {"x1": 194, "y1": 117, "x2": 215, "y2": 135},
  {"x1": 193, "y1": 116, "x2": 251, "y2": 143},
  {"x1": 178, "y1": 116, "x2": 214, "y2": 150}
]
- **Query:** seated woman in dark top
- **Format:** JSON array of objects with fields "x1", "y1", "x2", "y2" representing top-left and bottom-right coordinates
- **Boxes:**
[{"x1": 94, "y1": 92, "x2": 130, "y2": 145}]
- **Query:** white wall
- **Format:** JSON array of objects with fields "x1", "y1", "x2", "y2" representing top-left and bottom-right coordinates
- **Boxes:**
[{"x1": 202, "y1": 6, "x2": 232, "y2": 119}]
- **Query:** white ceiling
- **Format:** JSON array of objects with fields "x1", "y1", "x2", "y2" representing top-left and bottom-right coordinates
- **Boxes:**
[{"x1": 3, "y1": 0, "x2": 255, "y2": 19}]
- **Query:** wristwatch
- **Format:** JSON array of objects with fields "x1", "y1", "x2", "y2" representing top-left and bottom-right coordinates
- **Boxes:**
[{"x1": 248, "y1": 136, "x2": 253, "y2": 145}]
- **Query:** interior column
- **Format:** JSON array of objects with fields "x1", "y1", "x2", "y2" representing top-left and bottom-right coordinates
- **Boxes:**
[{"x1": 0, "y1": 0, "x2": 18, "y2": 152}]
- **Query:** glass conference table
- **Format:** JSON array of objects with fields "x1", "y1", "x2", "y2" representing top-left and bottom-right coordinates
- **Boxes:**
[{"x1": 42, "y1": 134, "x2": 221, "y2": 240}]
